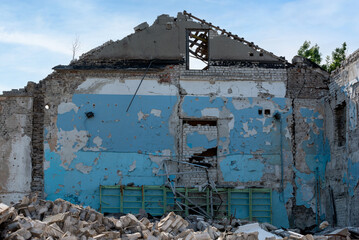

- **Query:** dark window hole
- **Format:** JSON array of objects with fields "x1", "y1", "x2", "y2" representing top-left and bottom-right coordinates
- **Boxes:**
[{"x1": 183, "y1": 119, "x2": 217, "y2": 126}]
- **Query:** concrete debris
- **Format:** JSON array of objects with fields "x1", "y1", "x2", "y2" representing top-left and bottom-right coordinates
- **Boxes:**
[
  {"x1": 319, "y1": 222, "x2": 329, "y2": 230},
  {"x1": 235, "y1": 223, "x2": 278, "y2": 240},
  {"x1": 1, "y1": 196, "x2": 354, "y2": 240},
  {"x1": 0, "y1": 203, "x2": 16, "y2": 225}
]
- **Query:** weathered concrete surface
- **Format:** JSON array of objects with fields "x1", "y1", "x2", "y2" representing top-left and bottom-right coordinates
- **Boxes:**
[
  {"x1": 324, "y1": 49, "x2": 359, "y2": 226},
  {"x1": 70, "y1": 13, "x2": 281, "y2": 66},
  {"x1": 36, "y1": 61, "x2": 330, "y2": 229},
  {"x1": 0, "y1": 96, "x2": 33, "y2": 204}
]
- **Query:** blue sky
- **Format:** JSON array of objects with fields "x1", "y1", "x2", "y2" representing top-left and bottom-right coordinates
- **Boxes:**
[{"x1": 1, "y1": 0, "x2": 358, "y2": 93}]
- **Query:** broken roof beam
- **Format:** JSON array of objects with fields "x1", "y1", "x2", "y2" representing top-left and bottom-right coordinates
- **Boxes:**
[{"x1": 183, "y1": 10, "x2": 287, "y2": 63}]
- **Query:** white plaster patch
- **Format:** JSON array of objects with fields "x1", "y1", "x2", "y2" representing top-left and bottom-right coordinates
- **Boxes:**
[
  {"x1": 1, "y1": 113, "x2": 32, "y2": 194},
  {"x1": 137, "y1": 111, "x2": 149, "y2": 121},
  {"x1": 257, "y1": 118, "x2": 266, "y2": 125},
  {"x1": 83, "y1": 136, "x2": 106, "y2": 151},
  {"x1": 93, "y1": 136, "x2": 102, "y2": 147},
  {"x1": 56, "y1": 128, "x2": 89, "y2": 169},
  {"x1": 6, "y1": 134, "x2": 32, "y2": 193},
  {"x1": 44, "y1": 160, "x2": 50, "y2": 171},
  {"x1": 265, "y1": 141, "x2": 271, "y2": 146},
  {"x1": 149, "y1": 149, "x2": 172, "y2": 168},
  {"x1": 232, "y1": 99, "x2": 251, "y2": 110},
  {"x1": 77, "y1": 78, "x2": 178, "y2": 96},
  {"x1": 228, "y1": 114, "x2": 234, "y2": 130},
  {"x1": 58, "y1": 102, "x2": 79, "y2": 114},
  {"x1": 129, "y1": 160, "x2": 136, "y2": 172},
  {"x1": 75, "y1": 163, "x2": 92, "y2": 174},
  {"x1": 263, "y1": 122, "x2": 275, "y2": 133},
  {"x1": 201, "y1": 108, "x2": 220, "y2": 118},
  {"x1": 150, "y1": 109, "x2": 162, "y2": 117},
  {"x1": 343, "y1": 77, "x2": 359, "y2": 97},
  {"x1": 180, "y1": 80, "x2": 286, "y2": 98},
  {"x1": 262, "y1": 82, "x2": 286, "y2": 97},
  {"x1": 285, "y1": 128, "x2": 291, "y2": 140},
  {"x1": 242, "y1": 122, "x2": 257, "y2": 137}
]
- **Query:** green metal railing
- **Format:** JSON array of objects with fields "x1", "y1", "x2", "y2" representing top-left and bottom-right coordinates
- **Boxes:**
[{"x1": 99, "y1": 185, "x2": 272, "y2": 223}]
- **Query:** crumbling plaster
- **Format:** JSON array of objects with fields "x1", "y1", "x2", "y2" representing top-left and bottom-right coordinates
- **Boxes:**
[
  {"x1": 324, "y1": 49, "x2": 359, "y2": 226},
  {"x1": 0, "y1": 96, "x2": 33, "y2": 204},
  {"x1": 33, "y1": 62, "x2": 329, "y2": 230}
]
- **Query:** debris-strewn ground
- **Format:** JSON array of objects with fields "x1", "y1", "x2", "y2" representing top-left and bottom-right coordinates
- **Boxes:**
[{"x1": 1, "y1": 196, "x2": 358, "y2": 240}]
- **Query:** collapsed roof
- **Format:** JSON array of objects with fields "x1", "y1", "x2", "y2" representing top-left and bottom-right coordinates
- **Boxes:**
[{"x1": 55, "y1": 11, "x2": 287, "y2": 70}]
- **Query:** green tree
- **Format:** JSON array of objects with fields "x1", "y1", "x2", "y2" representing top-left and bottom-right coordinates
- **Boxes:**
[
  {"x1": 297, "y1": 40, "x2": 322, "y2": 65},
  {"x1": 322, "y1": 42, "x2": 347, "y2": 72},
  {"x1": 297, "y1": 41, "x2": 347, "y2": 73}
]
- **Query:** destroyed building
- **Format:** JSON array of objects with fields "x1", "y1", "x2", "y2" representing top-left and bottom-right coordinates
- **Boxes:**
[{"x1": 0, "y1": 11, "x2": 358, "y2": 230}]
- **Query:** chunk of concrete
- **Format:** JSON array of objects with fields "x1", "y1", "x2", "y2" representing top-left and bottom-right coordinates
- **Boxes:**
[
  {"x1": 134, "y1": 22, "x2": 149, "y2": 32},
  {"x1": 235, "y1": 223, "x2": 277, "y2": 240}
]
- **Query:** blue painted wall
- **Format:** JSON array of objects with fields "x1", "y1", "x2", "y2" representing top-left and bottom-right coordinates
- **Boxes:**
[{"x1": 44, "y1": 93, "x2": 330, "y2": 227}]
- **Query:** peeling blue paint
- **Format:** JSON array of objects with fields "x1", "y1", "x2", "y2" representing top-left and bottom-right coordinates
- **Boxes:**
[
  {"x1": 220, "y1": 155, "x2": 264, "y2": 182},
  {"x1": 294, "y1": 169, "x2": 316, "y2": 208},
  {"x1": 299, "y1": 107, "x2": 330, "y2": 180},
  {"x1": 45, "y1": 149, "x2": 164, "y2": 209},
  {"x1": 57, "y1": 94, "x2": 177, "y2": 153},
  {"x1": 44, "y1": 93, "x2": 332, "y2": 228},
  {"x1": 272, "y1": 183, "x2": 293, "y2": 228},
  {"x1": 186, "y1": 132, "x2": 217, "y2": 149}
]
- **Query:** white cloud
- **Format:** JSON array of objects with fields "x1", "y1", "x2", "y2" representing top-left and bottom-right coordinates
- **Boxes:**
[{"x1": 0, "y1": 28, "x2": 72, "y2": 55}]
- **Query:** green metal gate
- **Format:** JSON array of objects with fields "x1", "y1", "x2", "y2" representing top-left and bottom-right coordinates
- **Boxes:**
[{"x1": 99, "y1": 185, "x2": 272, "y2": 223}]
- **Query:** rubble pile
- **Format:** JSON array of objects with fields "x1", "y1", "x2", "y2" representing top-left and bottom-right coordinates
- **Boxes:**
[
  {"x1": 0, "y1": 196, "x2": 262, "y2": 240},
  {"x1": 1, "y1": 196, "x2": 358, "y2": 240}
]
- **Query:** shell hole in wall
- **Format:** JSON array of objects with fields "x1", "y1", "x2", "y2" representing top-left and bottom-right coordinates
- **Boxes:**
[
  {"x1": 264, "y1": 109, "x2": 271, "y2": 115},
  {"x1": 258, "y1": 109, "x2": 263, "y2": 115}
]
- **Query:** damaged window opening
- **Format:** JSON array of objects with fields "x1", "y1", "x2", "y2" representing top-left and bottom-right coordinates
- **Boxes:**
[
  {"x1": 186, "y1": 29, "x2": 209, "y2": 70},
  {"x1": 264, "y1": 109, "x2": 271, "y2": 115},
  {"x1": 188, "y1": 147, "x2": 217, "y2": 167},
  {"x1": 335, "y1": 102, "x2": 346, "y2": 147},
  {"x1": 182, "y1": 119, "x2": 218, "y2": 169}
]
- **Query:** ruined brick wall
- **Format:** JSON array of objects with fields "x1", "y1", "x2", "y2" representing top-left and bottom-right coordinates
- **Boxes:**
[
  {"x1": 30, "y1": 83, "x2": 45, "y2": 196},
  {"x1": 324, "y1": 49, "x2": 359, "y2": 226},
  {"x1": 0, "y1": 58, "x2": 333, "y2": 230},
  {"x1": 285, "y1": 61, "x2": 330, "y2": 229}
]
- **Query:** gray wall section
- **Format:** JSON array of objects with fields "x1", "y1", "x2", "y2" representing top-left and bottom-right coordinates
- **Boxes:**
[
  {"x1": 78, "y1": 13, "x2": 280, "y2": 63},
  {"x1": 0, "y1": 96, "x2": 33, "y2": 204},
  {"x1": 324, "y1": 49, "x2": 359, "y2": 226}
]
